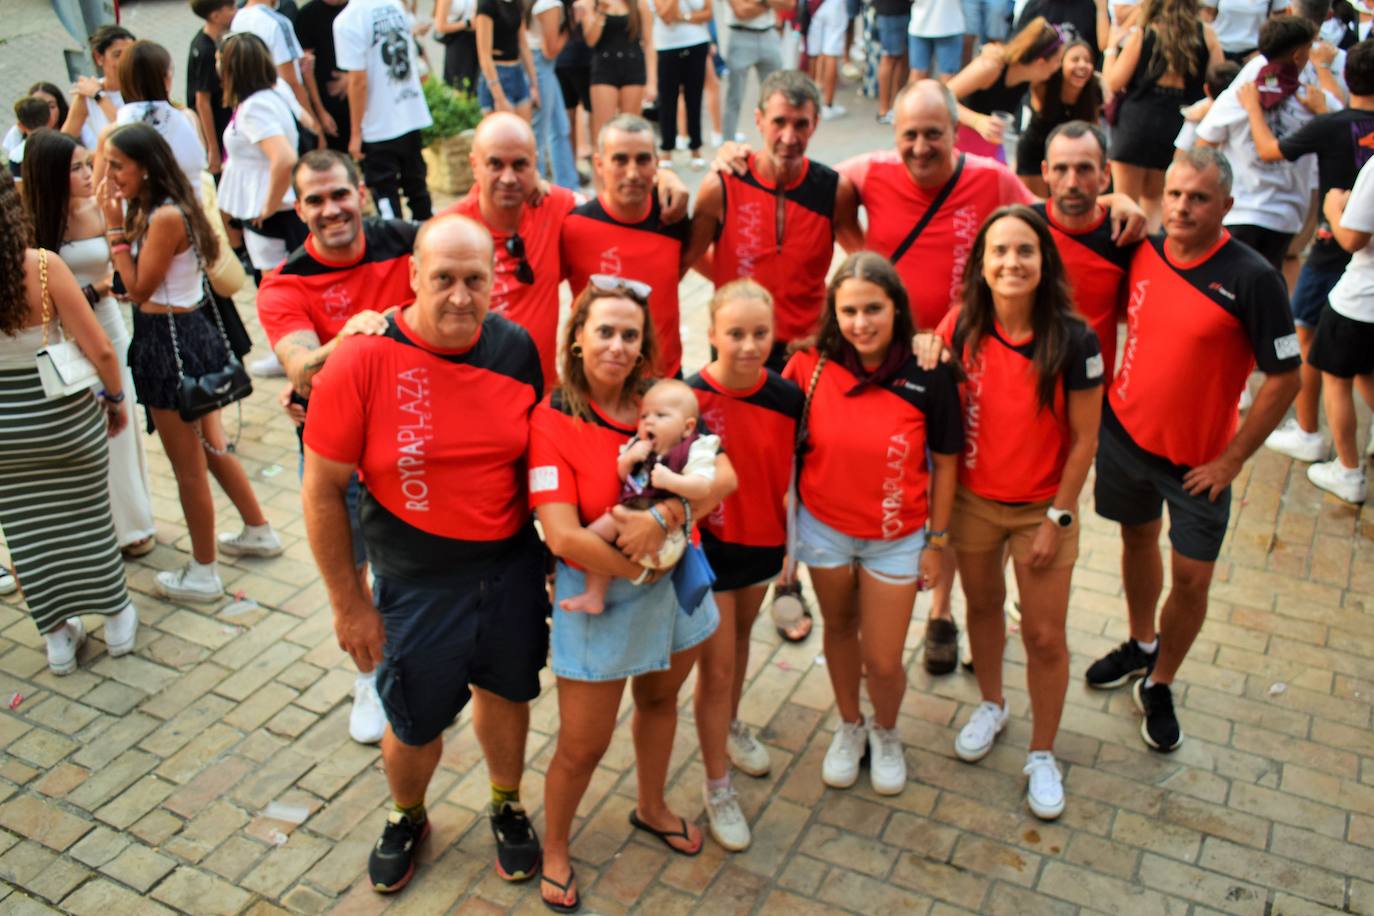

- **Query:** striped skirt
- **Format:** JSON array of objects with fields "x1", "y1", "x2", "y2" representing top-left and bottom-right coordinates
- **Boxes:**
[{"x1": 0, "y1": 368, "x2": 130, "y2": 634}]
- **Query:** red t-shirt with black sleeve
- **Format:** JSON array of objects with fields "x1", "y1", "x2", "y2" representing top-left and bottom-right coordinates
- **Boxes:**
[
  {"x1": 782, "y1": 350, "x2": 963, "y2": 540},
  {"x1": 1031, "y1": 202, "x2": 1135, "y2": 384},
  {"x1": 303, "y1": 308, "x2": 543, "y2": 580},
  {"x1": 1110, "y1": 233, "x2": 1301, "y2": 468},
  {"x1": 256, "y1": 218, "x2": 418, "y2": 348},
  {"x1": 527, "y1": 391, "x2": 637, "y2": 525},
  {"x1": 936, "y1": 307, "x2": 1103, "y2": 503},
  {"x1": 561, "y1": 195, "x2": 689, "y2": 377},
  {"x1": 713, "y1": 155, "x2": 839, "y2": 346},
  {"x1": 441, "y1": 185, "x2": 578, "y2": 386},
  {"x1": 687, "y1": 368, "x2": 803, "y2": 549},
  {"x1": 838, "y1": 151, "x2": 1034, "y2": 331}
]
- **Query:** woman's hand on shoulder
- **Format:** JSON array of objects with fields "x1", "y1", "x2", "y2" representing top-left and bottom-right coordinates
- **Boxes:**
[{"x1": 913, "y1": 332, "x2": 949, "y2": 371}]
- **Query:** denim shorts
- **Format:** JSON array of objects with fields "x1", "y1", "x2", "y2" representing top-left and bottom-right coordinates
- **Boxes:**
[
  {"x1": 877, "y1": 14, "x2": 909, "y2": 55},
  {"x1": 961, "y1": 0, "x2": 1008, "y2": 42},
  {"x1": 908, "y1": 33, "x2": 963, "y2": 74},
  {"x1": 550, "y1": 561, "x2": 719, "y2": 681},
  {"x1": 477, "y1": 63, "x2": 531, "y2": 110},
  {"x1": 795, "y1": 503, "x2": 927, "y2": 585},
  {"x1": 1290, "y1": 262, "x2": 1344, "y2": 328}
]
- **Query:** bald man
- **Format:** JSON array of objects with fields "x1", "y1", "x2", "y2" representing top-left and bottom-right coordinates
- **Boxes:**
[
  {"x1": 303, "y1": 215, "x2": 549, "y2": 895},
  {"x1": 440, "y1": 112, "x2": 689, "y2": 386}
]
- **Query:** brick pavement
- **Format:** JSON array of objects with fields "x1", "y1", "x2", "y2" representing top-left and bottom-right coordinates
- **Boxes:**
[{"x1": 3, "y1": 2, "x2": 1374, "y2": 912}]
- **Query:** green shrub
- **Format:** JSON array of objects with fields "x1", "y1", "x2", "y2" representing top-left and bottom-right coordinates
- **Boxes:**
[{"x1": 420, "y1": 78, "x2": 482, "y2": 146}]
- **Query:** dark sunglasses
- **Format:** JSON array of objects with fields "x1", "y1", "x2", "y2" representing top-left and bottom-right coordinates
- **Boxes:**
[
  {"x1": 505, "y1": 233, "x2": 535, "y2": 285},
  {"x1": 589, "y1": 274, "x2": 652, "y2": 302}
]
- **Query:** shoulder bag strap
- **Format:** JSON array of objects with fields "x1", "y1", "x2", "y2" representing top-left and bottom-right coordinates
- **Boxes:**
[
  {"x1": 889, "y1": 153, "x2": 965, "y2": 267},
  {"x1": 794, "y1": 354, "x2": 826, "y2": 453},
  {"x1": 38, "y1": 248, "x2": 53, "y2": 348}
]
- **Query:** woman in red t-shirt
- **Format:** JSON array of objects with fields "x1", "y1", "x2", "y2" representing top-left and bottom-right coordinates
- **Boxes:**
[
  {"x1": 932, "y1": 204, "x2": 1103, "y2": 821},
  {"x1": 528, "y1": 280, "x2": 735, "y2": 911},
  {"x1": 686, "y1": 279, "x2": 805, "y2": 853},
  {"x1": 783, "y1": 252, "x2": 963, "y2": 799}
]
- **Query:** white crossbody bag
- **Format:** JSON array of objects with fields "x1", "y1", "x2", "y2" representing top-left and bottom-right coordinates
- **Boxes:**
[{"x1": 34, "y1": 248, "x2": 100, "y2": 398}]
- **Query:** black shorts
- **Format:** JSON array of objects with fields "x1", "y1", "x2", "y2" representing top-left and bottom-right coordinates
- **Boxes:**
[
  {"x1": 1228, "y1": 224, "x2": 1294, "y2": 275},
  {"x1": 1308, "y1": 303, "x2": 1374, "y2": 378},
  {"x1": 1093, "y1": 413, "x2": 1230, "y2": 562},
  {"x1": 590, "y1": 47, "x2": 647, "y2": 88},
  {"x1": 701, "y1": 529, "x2": 784, "y2": 592},
  {"x1": 1110, "y1": 91, "x2": 1189, "y2": 171},
  {"x1": 374, "y1": 531, "x2": 550, "y2": 746},
  {"x1": 556, "y1": 64, "x2": 591, "y2": 109}
]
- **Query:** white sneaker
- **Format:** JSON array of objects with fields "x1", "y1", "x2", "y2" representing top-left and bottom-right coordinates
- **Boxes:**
[
  {"x1": 104, "y1": 602, "x2": 138, "y2": 657},
  {"x1": 1265, "y1": 418, "x2": 1327, "y2": 463},
  {"x1": 733, "y1": 132, "x2": 747, "y2": 143},
  {"x1": 249, "y1": 353, "x2": 286, "y2": 378},
  {"x1": 876, "y1": 110, "x2": 894, "y2": 125},
  {"x1": 155, "y1": 565, "x2": 224, "y2": 603},
  {"x1": 1023, "y1": 751, "x2": 1065, "y2": 820},
  {"x1": 217, "y1": 525, "x2": 284, "y2": 558},
  {"x1": 867, "y1": 725, "x2": 907, "y2": 796},
  {"x1": 675, "y1": 135, "x2": 690, "y2": 151},
  {"x1": 1307, "y1": 459, "x2": 1367, "y2": 504},
  {"x1": 0, "y1": 568, "x2": 15, "y2": 596},
  {"x1": 702, "y1": 783, "x2": 751, "y2": 851},
  {"x1": 726, "y1": 720, "x2": 771, "y2": 777},
  {"x1": 954, "y1": 700, "x2": 1008, "y2": 762},
  {"x1": 658, "y1": 157, "x2": 675, "y2": 170},
  {"x1": 1238, "y1": 386, "x2": 1254, "y2": 411},
  {"x1": 711, "y1": 131, "x2": 724, "y2": 147},
  {"x1": 840, "y1": 62, "x2": 862, "y2": 81},
  {"x1": 349, "y1": 675, "x2": 386, "y2": 745},
  {"x1": 822, "y1": 718, "x2": 867, "y2": 788},
  {"x1": 46, "y1": 617, "x2": 86, "y2": 676},
  {"x1": 821, "y1": 104, "x2": 849, "y2": 120}
]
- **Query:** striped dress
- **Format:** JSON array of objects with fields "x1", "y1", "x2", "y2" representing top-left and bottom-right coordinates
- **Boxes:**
[{"x1": 0, "y1": 326, "x2": 130, "y2": 634}]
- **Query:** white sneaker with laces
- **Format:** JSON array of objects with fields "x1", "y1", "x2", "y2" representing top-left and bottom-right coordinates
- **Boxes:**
[
  {"x1": 1307, "y1": 459, "x2": 1367, "y2": 504},
  {"x1": 1265, "y1": 418, "x2": 1327, "y2": 462},
  {"x1": 249, "y1": 353, "x2": 287, "y2": 378},
  {"x1": 104, "y1": 602, "x2": 138, "y2": 657},
  {"x1": 0, "y1": 568, "x2": 15, "y2": 596},
  {"x1": 821, "y1": 104, "x2": 849, "y2": 120},
  {"x1": 217, "y1": 525, "x2": 285, "y2": 558},
  {"x1": 867, "y1": 725, "x2": 907, "y2": 796},
  {"x1": 955, "y1": 700, "x2": 1009, "y2": 762},
  {"x1": 702, "y1": 783, "x2": 751, "y2": 851},
  {"x1": 876, "y1": 110, "x2": 894, "y2": 125},
  {"x1": 1024, "y1": 751, "x2": 1065, "y2": 820},
  {"x1": 726, "y1": 720, "x2": 771, "y2": 777},
  {"x1": 350, "y1": 675, "x2": 386, "y2": 745},
  {"x1": 46, "y1": 617, "x2": 86, "y2": 676},
  {"x1": 822, "y1": 718, "x2": 867, "y2": 788},
  {"x1": 155, "y1": 565, "x2": 224, "y2": 604}
]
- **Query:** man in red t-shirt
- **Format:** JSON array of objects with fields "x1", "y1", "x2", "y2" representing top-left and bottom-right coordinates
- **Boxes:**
[
  {"x1": 1086, "y1": 150, "x2": 1300, "y2": 753},
  {"x1": 441, "y1": 113, "x2": 688, "y2": 387},
  {"x1": 303, "y1": 215, "x2": 549, "y2": 895},
  {"x1": 561, "y1": 114, "x2": 690, "y2": 377},
  {"x1": 256, "y1": 149, "x2": 418, "y2": 748},
  {"x1": 687, "y1": 69, "x2": 861, "y2": 372}
]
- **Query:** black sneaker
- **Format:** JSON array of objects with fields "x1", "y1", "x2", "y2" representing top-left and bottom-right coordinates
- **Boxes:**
[
  {"x1": 490, "y1": 801, "x2": 541, "y2": 881},
  {"x1": 369, "y1": 810, "x2": 430, "y2": 894},
  {"x1": 1084, "y1": 639, "x2": 1156, "y2": 689},
  {"x1": 1133, "y1": 679, "x2": 1182, "y2": 752}
]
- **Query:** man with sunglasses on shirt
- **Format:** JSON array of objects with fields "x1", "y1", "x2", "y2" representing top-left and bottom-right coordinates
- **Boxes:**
[{"x1": 442, "y1": 112, "x2": 690, "y2": 388}]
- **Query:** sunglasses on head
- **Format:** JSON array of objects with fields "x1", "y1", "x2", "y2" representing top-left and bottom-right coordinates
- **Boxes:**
[
  {"x1": 589, "y1": 274, "x2": 653, "y2": 302},
  {"x1": 505, "y1": 233, "x2": 534, "y2": 285}
]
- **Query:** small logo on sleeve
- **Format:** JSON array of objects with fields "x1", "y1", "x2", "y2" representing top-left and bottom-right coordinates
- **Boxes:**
[
  {"x1": 1275, "y1": 333, "x2": 1300, "y2": 360},
  {"x1": 529, "y1": 466, "x2": 559, "y2": 493},
  {"x1": 1085, "y1": 354, "x2": 1104, "y2": 379},
  {"x1": 1208, "y1": 281, "x2": 1236, "y2": 301}
]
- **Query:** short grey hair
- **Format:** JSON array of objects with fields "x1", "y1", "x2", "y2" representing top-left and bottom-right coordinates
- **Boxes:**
[
  {"x1": 597, "y1": 113, "x2": 655, "y2": 152},
  {"x1": 894, "y1": 79, "x2": 959, "y2": 128},
  {"x1": 756, "y1": 69, "x2": 822, "y2": 115},
  {"x1": 1169, "y1": 147, "x2": 1234, "y2": 196}
]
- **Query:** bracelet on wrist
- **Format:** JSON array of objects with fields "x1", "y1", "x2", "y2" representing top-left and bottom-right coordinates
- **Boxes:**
[
  {"x1": 648, "y1": 505, "x2": 669, "y2": 531},
  {"x1": 110, "y1": 243, "x2": 131, "y2": 254},
  {"x1": 98, "y1": 389, "x2": 125, "y2": 404},
  {"x1": 632, "y1": 567, "x2": 652, "y2": 585}
]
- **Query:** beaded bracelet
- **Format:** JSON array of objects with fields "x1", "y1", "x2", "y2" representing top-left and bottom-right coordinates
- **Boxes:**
[{"x1": 98, "y1": 389, "x2": 125, "y2": 404}]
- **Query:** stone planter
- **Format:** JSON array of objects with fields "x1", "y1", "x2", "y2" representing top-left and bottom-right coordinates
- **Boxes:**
[{"x1": 422, "y1": 129, "x2": 475, "y2": 197}]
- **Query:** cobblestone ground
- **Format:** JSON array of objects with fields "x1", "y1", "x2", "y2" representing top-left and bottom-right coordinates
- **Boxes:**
[{"x1": 3, "y1": 1, "x2": 1374, "y2": 913}]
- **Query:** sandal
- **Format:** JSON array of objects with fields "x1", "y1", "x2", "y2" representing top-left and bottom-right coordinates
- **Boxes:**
[
  {"x1": 540, "y1": 867, "x2": 580, "y2": 913},
  {"x1": 770, "y1": 583, "x2": 814, "y2": 643},
  {"x1": 628, "y1": 811, "x2": 703, "y2": 856},
  {"x1": 777, "y1": 607, "x2": 814, "y2": 643},
  {"x1": 121, "y1": 536, "x2": 156, "y2": 559}
]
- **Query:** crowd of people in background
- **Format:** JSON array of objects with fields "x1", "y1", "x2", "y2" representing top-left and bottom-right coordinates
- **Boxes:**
[{"x1": 1, "y1": 0, "x2": 1373, "y2": 910}]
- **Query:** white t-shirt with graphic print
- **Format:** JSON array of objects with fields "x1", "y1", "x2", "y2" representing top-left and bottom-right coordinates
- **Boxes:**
[{"x1": 333, "y1": 0, "x2": 433, "y2": 144}]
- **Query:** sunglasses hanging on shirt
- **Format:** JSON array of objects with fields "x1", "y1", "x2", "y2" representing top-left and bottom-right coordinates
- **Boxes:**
[{"x1": 505, "y1": 233, "x2": 535, "y2": 285}]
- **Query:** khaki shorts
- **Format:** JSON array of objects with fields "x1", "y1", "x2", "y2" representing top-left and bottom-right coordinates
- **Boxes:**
[{"x1": 951, "y1": 487, "x2": 1079, "y2": 569}]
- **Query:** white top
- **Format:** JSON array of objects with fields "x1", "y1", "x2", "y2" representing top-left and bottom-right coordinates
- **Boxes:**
[
  {"x1": 1, "y1": 126, "x2": 21, "y2": 157},
  {"x1": 232, "y1": 3, "x2": 305, "y2": 83},
  {"x1": 134, "y1": 232, "x2": 204, "y2": 309},
  {"x1": 1328, "y1": 157, "x2": 1374, "y2": 322},
  {"x1": 219, "y1": 87, "x2": 299, "y2": 219},
  {"x1": 83, "y1": 89, "x2": 124, "y2": 141},
  {"x1": 116, "y1": 101, "x2": 208, "y2": 188},
  {"x1": 446, "y1": 0, "x2": 476, "y2": 20},
  {"x1": 654, "y1": 0, "x2": 711, "y2": 49},
  {"x1": 909, "y1": 0, "x2": 964, "y2": 37},
  {"x1": 0, "y1": 325, "x2": 52, "y2": 368},
  {"x1": 1200, "y1": 0, "x2": 1290, "y2": 53},
  {"x1": 1195, "y1": 54, "x2": 1336, "y2": 234},
  {"x1": 58, "y1": 235, "x2": 114, "y2": 288},
  {"x1": 333, "y1": 0, "x2": 434, "y2": 143},
  {"x1": 528, "y1": 0, "x2": 563, "y2": 54}
]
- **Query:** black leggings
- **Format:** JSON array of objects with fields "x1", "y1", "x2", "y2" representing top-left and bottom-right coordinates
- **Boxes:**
[{"x1": 656, "y1": 42, "x2": 709, "y2": 153}]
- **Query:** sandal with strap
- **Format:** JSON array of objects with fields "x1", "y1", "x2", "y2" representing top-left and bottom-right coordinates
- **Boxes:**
[
  {"x1": 540, "y1": 867, "x2": 580, "y2": 913},
  {"x1": 628, "y1": 811, "x2": 703, "y2": 856}
]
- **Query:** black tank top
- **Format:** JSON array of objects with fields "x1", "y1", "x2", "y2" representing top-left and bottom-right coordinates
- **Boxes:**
[
  {"x1": 1129, "y1": 24, "x2": 1209, "y2": 102},
  {"x1": 962, "y1": 66, "x2": 1031, "y2": 117},
  {"x1": 596, "y1": 13, "x2": 636, "y2": 53}
]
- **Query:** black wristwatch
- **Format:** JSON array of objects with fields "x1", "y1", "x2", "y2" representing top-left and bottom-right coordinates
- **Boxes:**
[{"x1": 93, "y1": 90, "x2": 105, "y2": 104}]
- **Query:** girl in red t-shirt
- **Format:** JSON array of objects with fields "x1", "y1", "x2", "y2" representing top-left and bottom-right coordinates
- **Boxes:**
[
  {"x1": 933, "y1": 204, "x2": 1103, "y2": 821},
  {"x1": 784, "y1": 252, "x2": 963, "y2": 799}
]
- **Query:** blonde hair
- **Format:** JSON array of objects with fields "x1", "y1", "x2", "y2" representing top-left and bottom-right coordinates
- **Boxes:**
[{"x1": 708, "y1": 278, "x2": 774, "y2": 325}]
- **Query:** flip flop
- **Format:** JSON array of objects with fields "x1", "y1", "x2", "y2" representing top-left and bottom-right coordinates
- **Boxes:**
[
  {"x1": 777, "y1": 607, "x2": 814, "y2": 644},
  {"x1": 628, "y1": 811, "x2": 703, "y2": 856},
  {"x1": 540, "y1": 867, "x2": 580, "y2": 913}
]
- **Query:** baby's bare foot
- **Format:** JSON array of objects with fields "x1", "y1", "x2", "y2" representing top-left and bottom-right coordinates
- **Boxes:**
[{"x1": 559, "y1": 593, "x2": 605, "y2": 615}]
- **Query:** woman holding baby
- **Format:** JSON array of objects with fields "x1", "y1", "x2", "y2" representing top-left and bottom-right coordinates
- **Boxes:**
[{"x1": 528, "y1": 277, "x2": 735, "y2": 912}]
